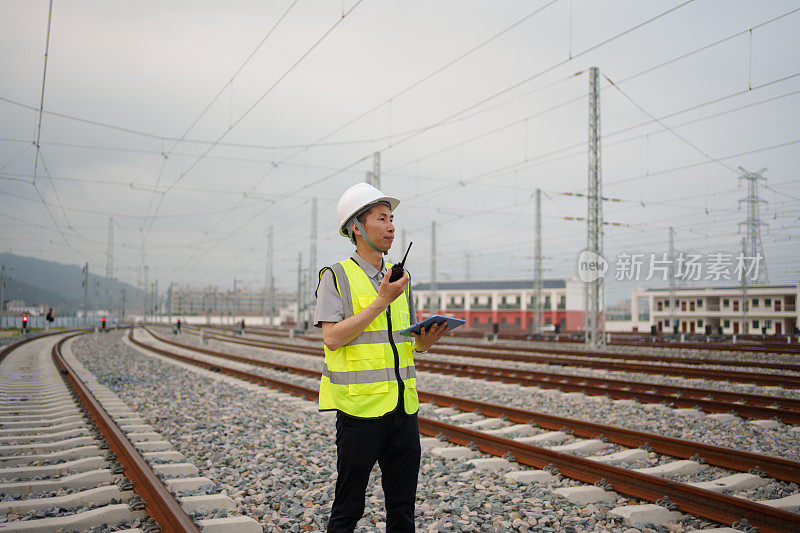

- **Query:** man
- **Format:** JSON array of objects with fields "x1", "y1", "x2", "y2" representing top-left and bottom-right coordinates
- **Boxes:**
[
  {"x1": 45, "y1": 308, "x2": 54, "y2": 333},
  {"x1": 315, "y1": 183, "x2": 448, "y2": 532}
]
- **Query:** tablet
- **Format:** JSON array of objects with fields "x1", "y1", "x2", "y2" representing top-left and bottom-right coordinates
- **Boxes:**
[{"x1": 400, "y1": 315, "x2": 466, "y2": 336}]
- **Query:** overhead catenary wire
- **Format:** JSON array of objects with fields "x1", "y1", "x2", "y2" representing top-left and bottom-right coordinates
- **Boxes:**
[
  {"x1": 141, "y1": 0, "x2": 365, "y2": 241},
  {"x1": 171, "y1": 4, "x2": 567, "y2": 266},
  {"x1": 32, "y1": 0, "x2": 54, "y2": 186},
  {"x1": 172, "y1": 0, "x2": 707, "y2": 281},
  {"x1": 137, "y1": 0, "x2": 301, "y2": 230},
  {"x1": 6, "y1": 1, "x2": 800, "y2": 292},
  {"x1": 207, "y1": 0, "x2": 699, "y2": 233}
]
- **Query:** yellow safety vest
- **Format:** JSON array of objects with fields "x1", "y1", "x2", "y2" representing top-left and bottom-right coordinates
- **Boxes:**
[{"x1": 316, "y1": 258, "x2": 418, "y2": 418}]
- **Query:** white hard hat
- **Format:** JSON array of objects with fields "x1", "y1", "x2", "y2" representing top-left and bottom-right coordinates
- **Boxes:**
[{"x1": 337, "y1": 182, "x2": 399, "y2": 239}]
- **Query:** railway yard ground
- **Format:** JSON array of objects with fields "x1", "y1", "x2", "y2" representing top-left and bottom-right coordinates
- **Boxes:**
[{"x1": 1, "y1": 327, "x2": 798, "y2": 532}]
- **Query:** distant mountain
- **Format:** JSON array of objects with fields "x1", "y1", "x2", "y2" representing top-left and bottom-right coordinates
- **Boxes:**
[{"x1": 0, "y1": 252, "x2": 144, "y2": 314}]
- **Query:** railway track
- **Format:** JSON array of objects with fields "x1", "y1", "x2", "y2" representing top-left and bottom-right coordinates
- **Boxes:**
[
  {"x1": 0, "y1": 330, "x2": 258, "y2": 532},
  {"x1": 168, "y1": 326, "x2": 800, "y2": 424},
  {"x1": 190, "y1": 324, "x2": 800, "y2": 387},
  {"x1": 197, "y1": 323, "x2": 800, "y2": 359},
  {"x1": 447, "y1": 328, "x2": 800, "y2": 355},
  {"x1": 130, "y1": 326, "x2": 800, "y2": 532}
]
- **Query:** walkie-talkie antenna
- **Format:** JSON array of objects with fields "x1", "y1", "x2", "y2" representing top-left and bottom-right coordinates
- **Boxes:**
[{"x1": 399, "y1": 242, "x2": 413, "y2": 266}]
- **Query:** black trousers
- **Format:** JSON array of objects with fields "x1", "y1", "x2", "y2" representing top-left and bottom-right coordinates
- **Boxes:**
[{"x1": 327, "y1": 410, "x2": 421, "y2": 533}]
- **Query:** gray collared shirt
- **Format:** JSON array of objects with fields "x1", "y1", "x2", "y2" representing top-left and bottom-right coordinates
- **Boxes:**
[{"x1": 314, "y1": 252, "x2": 416, "y2": 327}]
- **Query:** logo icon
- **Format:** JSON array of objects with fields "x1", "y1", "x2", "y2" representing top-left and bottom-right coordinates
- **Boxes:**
[{"x1": 578, "y1": 250, "x2": 608, "y2": 282}]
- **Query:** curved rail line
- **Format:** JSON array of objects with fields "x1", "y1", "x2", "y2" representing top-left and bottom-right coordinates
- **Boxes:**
[
  {"x1": 169, "y1": 326, "x2": 800, "y2": 424},
  {"x1": 189, "y1": 325, "x2": 800, "y2": 384},
  {"x1": 3, "y1": 330, "x2": 204, "y2": 533},
  {"x1": 196, "y1": 324, "x2": 800, "y2": 361},
  {"x1": 130, "y1": 326, "x2": 800, "y2": 532},
  {"x1": 138, "y1": 326, "x2": 800, "y2": 481}
]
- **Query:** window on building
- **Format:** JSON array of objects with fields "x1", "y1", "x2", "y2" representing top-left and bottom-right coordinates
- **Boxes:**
[
  {"x1": 765, "y1": 298, "x2": 772, "y2": 307},
  {"x1": 545, "y1": 296, "x2": 551, "y2": 308},
  {"x1": 766, "y1": 320, "x2": 772, "y2": 328},
  {"x1": 501, "y1": 296, "x2": 507, "y2": 304},
  {"x1": 664, "y1": 300, "x2": 670, "y2": 308},
  {"x1": 723, "y1": 299, "x2": 729, "y2": 307},
  {"x1": 697, "y1": 299, "x2": 703, "y2": 307},
  {"x1": 698, "y1": 319, "x2": 703, "y2": 327},
  {"x1": 752, "y1": 320, "x2": 759, "y2": 329},
  {"x1": 681, "y1": 301, "x2": 686, "y2": 311},
  {"x1": 545, "y1": 317, "x2": 552, "y2": 325},
  {"x1": 657, "y1": 301, "x2": 663, "y2": 311},
  {"x1": 689, "y1": 301, "x2": 695, "y2": 312},
  {"x1": 752, "y1": 298, "x2": 759, "y2": 307},
  {"x1": 733, "y1": 300, "x2": 739, "y2": 312},
  {"x1": 665, "y1": 319, "x2": 670, "y2": 327},
  {"x1": 723, "y1": 319, "x2": 730, "y2": 328}
]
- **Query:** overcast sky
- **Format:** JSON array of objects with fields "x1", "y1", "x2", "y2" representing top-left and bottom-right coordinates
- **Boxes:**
[{"x1": 2, "y1": 0, "x2": 799, "y2": 304}]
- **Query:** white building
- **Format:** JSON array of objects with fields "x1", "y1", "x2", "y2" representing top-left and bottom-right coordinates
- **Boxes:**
[{"x1": 631, "y1": 283, "x2": 799, "y2": 335}]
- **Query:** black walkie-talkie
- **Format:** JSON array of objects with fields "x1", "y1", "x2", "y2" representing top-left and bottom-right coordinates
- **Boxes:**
[{"x1": 389, "y1": 242, "x2": 412, "y2": 282}]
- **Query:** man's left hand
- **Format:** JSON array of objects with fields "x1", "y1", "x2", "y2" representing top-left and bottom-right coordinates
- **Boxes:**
[{"x1": 412, "y1": 322, "x2": 449, "y2": 352}]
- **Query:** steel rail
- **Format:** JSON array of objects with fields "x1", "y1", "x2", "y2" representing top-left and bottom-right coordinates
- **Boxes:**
[
  {"x1": 0, "y1": 327, "x2": 88, "y2": 364},
  {"x1": 131, "y1": 327, "x2": 800, "y2": 532},
  {"x1": 446, "y1": 328, "x2": 800, "y2": 355},
  {"x1": 433, "y1": 339, "x2": 800, "y2": 371},
  {"x1": 191, "y1": 325, "x2": 800, "y2": 386},
  {"x1": 169, "y1": 326, "x2": 800, "y2": 422},
  {"x1": 428, "y1": 345, "x2": 800, "y2": 388},
  {"x1": 415, "y1": 359, "x2": 800, "y2": 423},
  {"x1": 198, "y1": 320, "x2": 800, "y2": 357},
  {"x1": 416, "y1": 418, "x2": 800, "y2": 533},
  {"x1": 52, "y1": 331, "x2": 201, "y2": 533},
  {"x1": 138, "y1": 327, "x2": 800, "y2": 482}
]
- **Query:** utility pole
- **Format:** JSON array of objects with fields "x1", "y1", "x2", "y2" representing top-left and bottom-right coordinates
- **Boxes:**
[
  {"x1": 738, "y1": 167, "x2": 768, "y2": 282},
  {"x1": 143, "y1": 265, "x2": 149, "y2": 323},
  {"x1": 373, "y1": 152, "x2": 381, "y2": 189},
  {"x1": 431, "y1": 221, "x2": 437, "y2": 314},
  {"x1": 365, "y1": 171, "x2": 375, "y2": 186},
  {"x1": 120, "y1": 289, "x2": 126, "y2": 320},
  {"x1": 533, "y1": 188, "x2": 543, "y2": 336},
  {"x1": 214, "y1": 286, "x2": 220, "y2": 325},
  {"x1": 167, "y1": 282, "x2": 173, "y2": 324},
  {"x1": 309, "y1": 198, "x2": 317, "y2": 318},
  {"x1": 233, "y1": 278, "x2": 238, "y2": 321},
  {"x1": 203, "y1": 287, "x2": 209, "y2": 325},
  {"x1": 740, "y1": 237, "x2": 748, "y2": 335},
  {"x1": 584, "y1": 66, "x2": 605, "y2": 349},
  {"x1": 296, "y1": 252, "x2": 303, "y2": 328},
  {"x1": 268, "y1": 226, "x2": 275, "y2": 327},
  {"x1": 0, "y1": 264, "x2": 6, "y2": 327},
  {"x1": 153, "y1": 280, "x2": 158, "y2": 321},
  {"x1": 105, "y1": 217, "x2": 114, "y2": 317},
  {"x1": 82, "y1": 263, "x2": 88, "y2": 324},
  {"x1": 668, "y1": 227, "x2": 677, "y2": 334},
  {"x1": 93, "y1": 280, "x2": 101, "y2": 321}
]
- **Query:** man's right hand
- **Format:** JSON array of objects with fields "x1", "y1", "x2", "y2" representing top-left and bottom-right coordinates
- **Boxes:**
[{"x1": 376, "y1": 270, "x2": 408, "y2": 308}]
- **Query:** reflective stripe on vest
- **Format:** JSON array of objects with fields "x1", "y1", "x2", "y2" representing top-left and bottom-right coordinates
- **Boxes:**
[
  {"x1": 322, "y1": 362, "x2": 416, "y2": 385},
  {"x1": 316, "y1": 258, "x2": 419, "y2": 418}
]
